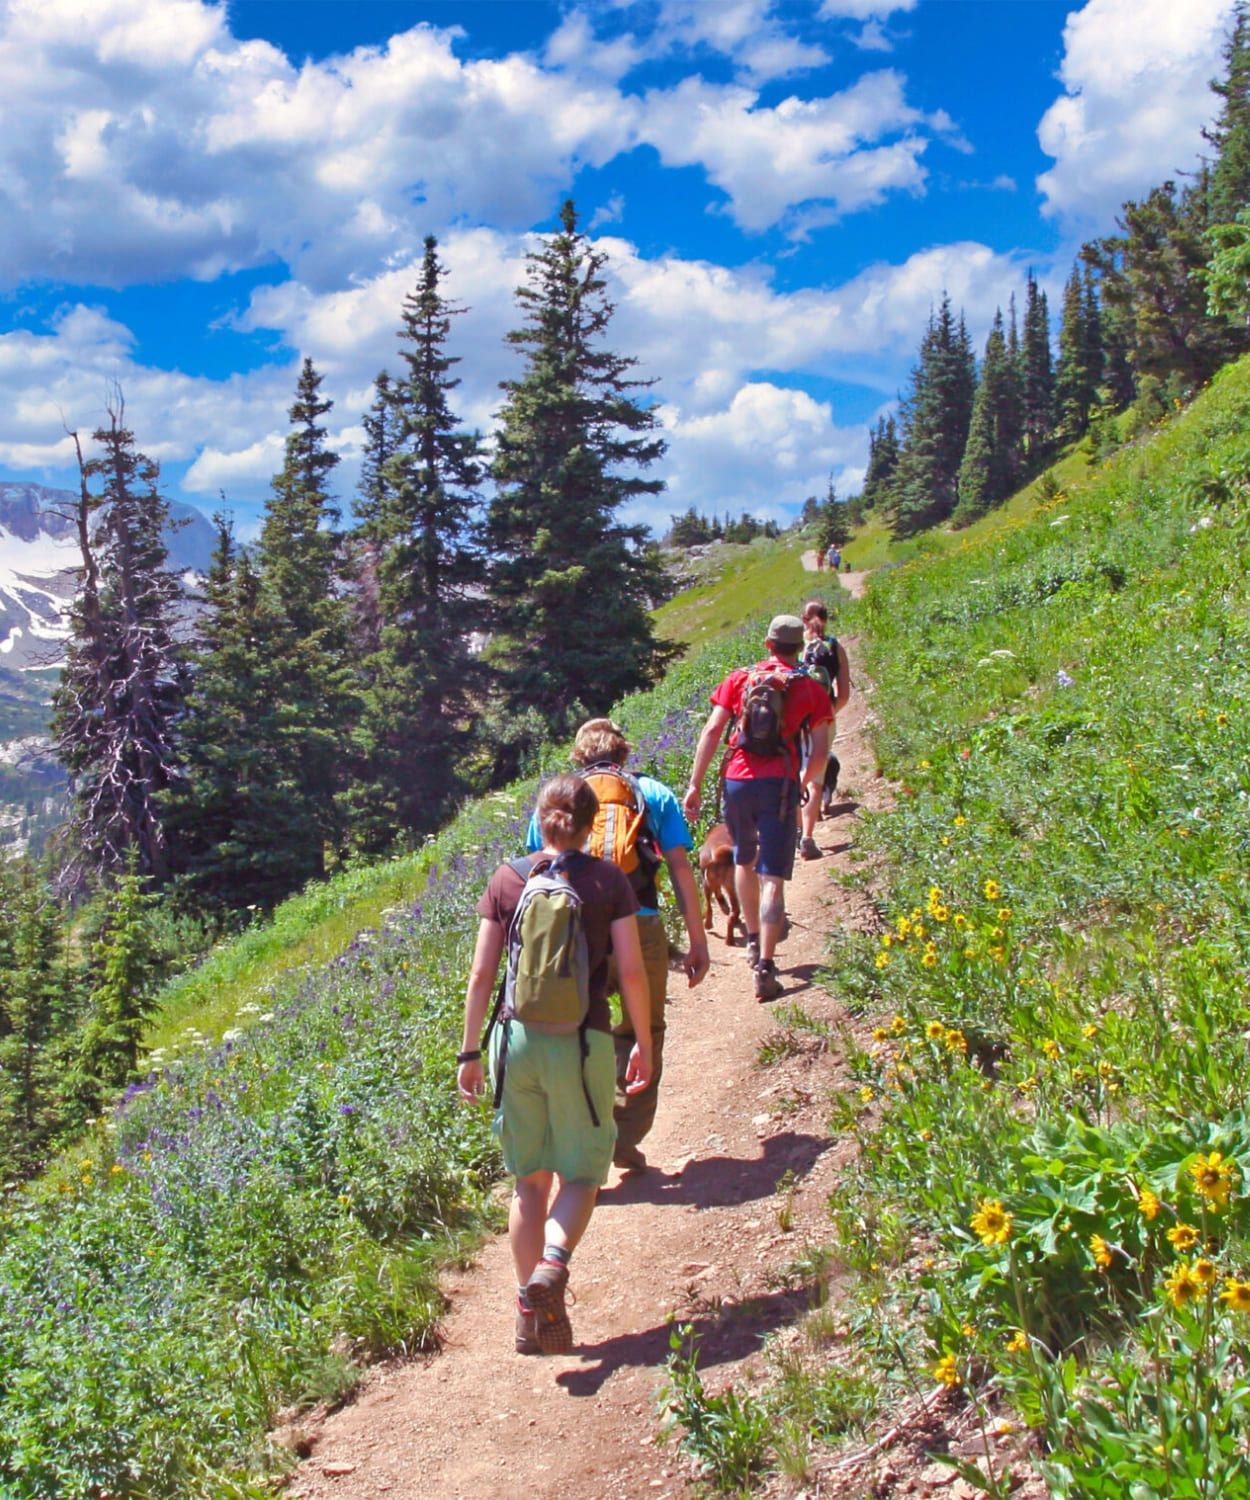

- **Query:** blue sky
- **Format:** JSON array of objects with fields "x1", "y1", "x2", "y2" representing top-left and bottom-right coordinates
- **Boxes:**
[{"x1": 0, "y1": 0, "x2": 1236, "y2": 535}]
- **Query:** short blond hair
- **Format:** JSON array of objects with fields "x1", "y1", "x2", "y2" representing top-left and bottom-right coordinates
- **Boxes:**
[{"x1": 572, "y1": 717, "x2": 630, "y2": 767}]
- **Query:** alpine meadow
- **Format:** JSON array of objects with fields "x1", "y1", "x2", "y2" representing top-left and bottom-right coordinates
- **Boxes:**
[{"x1": 3, "y1": 1, "x2": 1250, "y2": 1496}]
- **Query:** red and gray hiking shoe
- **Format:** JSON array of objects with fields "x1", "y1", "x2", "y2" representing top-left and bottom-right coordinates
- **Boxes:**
[
  {"x1": 754, "y1": 961, "x2": 782, "y2": 1003},
  {"x1": 526, "y1": 1260, "x2": 573, "y2": 1354},
  {"x1": 515, "y1": 1297, "x2": 540, "y2": 1355}
]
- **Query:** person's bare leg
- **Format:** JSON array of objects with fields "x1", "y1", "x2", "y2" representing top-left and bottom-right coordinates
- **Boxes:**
[
  {"x1": 801, "y1": 784, "x2": 820, "y2": 839},
  {"x1": 544, "y1": 1179, "x2": 599, "y2": 1255},
  {"x1": 510, "y1": 1170, "x2": 552, "y2": 1286},
  {"x1": 760, "y1": 875, "x2": 786, "y2": 962},
  {"x1": 735, "y1": 860, "x2": 760, "y2": 936}
]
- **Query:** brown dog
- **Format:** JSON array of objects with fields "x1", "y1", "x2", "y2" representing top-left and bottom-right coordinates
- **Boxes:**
[{"x1": 699, "y1": 822, "x2": 745, "y2": 945}]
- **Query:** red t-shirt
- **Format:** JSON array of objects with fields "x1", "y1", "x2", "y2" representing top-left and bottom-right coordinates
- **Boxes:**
[
  {"x1": 711, "y1": 657, "x2": 833, "y2": 781},
  {"x1": 476, "y1": 852, "x2": 639, "y2": 1033}
]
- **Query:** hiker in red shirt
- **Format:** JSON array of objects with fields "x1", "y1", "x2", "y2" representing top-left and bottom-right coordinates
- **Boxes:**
[{"x1": 683, "y1": 615, "x2": 833, "y2": 1002}]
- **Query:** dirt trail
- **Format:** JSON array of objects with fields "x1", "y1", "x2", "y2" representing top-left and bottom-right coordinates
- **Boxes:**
[{"x1": 291, "y1": 572, "x2": 879, "y2": 1500}]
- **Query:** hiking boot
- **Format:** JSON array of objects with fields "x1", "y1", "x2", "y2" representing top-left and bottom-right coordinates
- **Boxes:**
[
  {"x1": 614, "y1": 1143, "x2": 648, "y2": 1174},
  {"x1": 746, "y1": 937, "x2": 761, "y2": 970},
  {"x1": 526, "y1": 1260, "x2": 573, "y2": 1354},
  {"x1": 515, "y1": 1298, "x2": 540, "y2": 1356},
  {"x1": 754, "y1": 961, "x2": 782, "y2": 1003},
  {"x1": 800, "y1": 836, "x2": 821, "y2": 861}
]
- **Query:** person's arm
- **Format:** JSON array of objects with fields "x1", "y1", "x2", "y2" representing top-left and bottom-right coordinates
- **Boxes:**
[
  {"x1": 662, "y1": 846, "x2": 711, "y2": 986},
  {"x1": 683, "y1": 704, "x2": 732, "y2": 819},
  {"x1": 832, "y1": 642, "x2": 851, "y2": 716},
  {"x1": 457, "y1": 917, "x2": 506, "y2": 1103},
  {"x1": 611, "y1": 914, "x2": 653, "y2": 1093}
]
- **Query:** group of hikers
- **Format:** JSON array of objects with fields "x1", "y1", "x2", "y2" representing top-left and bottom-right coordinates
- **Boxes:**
[
  {"x1": 814, "y1": 544, "x2": 842, "y2": 572},
  {"x1": 456, "y1": 597, "x2": 851, "y2": 1357}
]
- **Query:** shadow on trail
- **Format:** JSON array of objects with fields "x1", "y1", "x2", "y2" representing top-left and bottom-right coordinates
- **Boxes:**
[
  {"x1": 557, "y1": 1281, "x2": 822, "y2": 1398},
  {"x1": 771, "y1": 961, "x2": 824, "y2": 997},
  {"x1": 598, "y1": 1130, "x2": 827, "y2": 1210}
]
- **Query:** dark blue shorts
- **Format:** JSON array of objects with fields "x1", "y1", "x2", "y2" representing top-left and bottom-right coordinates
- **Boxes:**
[{"x1": 723, "y1": 777, "x2": 797, "y2": 880}]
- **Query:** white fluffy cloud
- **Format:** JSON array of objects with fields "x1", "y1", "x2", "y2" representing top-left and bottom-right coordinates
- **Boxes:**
[
  {"x1": 0, "y1": 0, "x2": 962, "y2": 295},
  {"x1": 639, "y1": 70, "x2": 947, "y2": 232},
  {"x1": 655, "y1": 382, "x2": 868, "y2": 520},
  {"x1": 1037, "y1": 0, "x2": 1235, "y2": 229}
]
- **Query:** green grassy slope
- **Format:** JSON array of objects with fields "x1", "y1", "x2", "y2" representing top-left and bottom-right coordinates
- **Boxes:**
[
  {"x1": 708, "y1": 359, "x2": 1250, "y2": 1492},
  {"x1": 655, "y1": 532, "x2": 824, "y2": 650}
]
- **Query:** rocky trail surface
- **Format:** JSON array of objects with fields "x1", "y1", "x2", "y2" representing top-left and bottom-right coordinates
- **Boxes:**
[{"x1": 286, "y1": 571, "x2": 978, "y2": 1500}]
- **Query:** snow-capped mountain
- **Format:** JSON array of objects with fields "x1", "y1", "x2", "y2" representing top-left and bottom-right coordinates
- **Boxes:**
[{"x1": 0, "y1": 482, "x2": 216, "y2": 671}]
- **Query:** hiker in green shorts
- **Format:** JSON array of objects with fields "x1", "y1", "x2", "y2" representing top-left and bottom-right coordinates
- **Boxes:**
[
  {"x1": 458, "y1": 774, "x2": 652, "y2": 1355},
  {"x1": 526, "y1": 718, "x2": 710, "y2": 1174}
]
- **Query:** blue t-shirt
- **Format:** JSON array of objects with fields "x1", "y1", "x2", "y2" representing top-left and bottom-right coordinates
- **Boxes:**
[{"x1": 525, "y1": 772, "x2": 691, "y2": 916}]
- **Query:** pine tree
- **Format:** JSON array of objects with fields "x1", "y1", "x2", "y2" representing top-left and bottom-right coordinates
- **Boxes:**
[
  {"x1": 888, "y1": 296, "x2": 976, "y2": 537},
  {"x1": 254, "y1": 359, "x2": 357, "y2": 883},
  {"x1": 75, "y1": 852, "x2": 161, "y2": 1094},
  {"x1": 1090, "y1": 182, "x2": 1249, "y2": 392},
  {"x1": 818, "y1": 477, "x2": 851, "y2": 550},
  {"x1": 166, "y1": 518, "x2": 309, "y2": 909},
  {"x1": 1021, "y1": 272, "x2": 1056, "y2": 463},
  {"x1": 1206, "y1": 2, "x2": 1250, "y2": 227},
  {"x1": 0, "y1": 860, "x2": 65, "y2": 1172},
  {"x1": 860, "y1": 415, "x2": 901, "y2": 511},
  {"x1": 51, "y1": 404, "x2": 186, "y2": 885},
  {"x1": 350, "y1": 237, "x2": 485, "y2": 851},
  {"x1": 348, "y1": 371, "x2": 402, "y2": 662},
  {"x1": 1056, "y1": 263, "x2": 1100, "y2": 439},
  {"x1": 484, "y1": 201, "x2": 673, "y2": 765},
  {"x1": 956, "y1": 309, "x2": 1018, "y2": 523}
]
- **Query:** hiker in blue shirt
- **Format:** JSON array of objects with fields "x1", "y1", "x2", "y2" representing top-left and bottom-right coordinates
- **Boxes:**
[{"x1": 527, "y1": 718, "x2": 710, "y2": 1173}]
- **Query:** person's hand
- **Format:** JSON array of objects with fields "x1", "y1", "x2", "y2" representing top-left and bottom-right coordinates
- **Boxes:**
[
  {"x1": 457, "y1": 1059, "x2": 484, "y2": 1103},
  {"x1": 624, "y1": 1041, "x2": 653, "y2": 1094},
  {"x1": 684, "y1": 940, "x2": 711, "y2": 988},
  {"x1": 682, "y1": 784, "x2": 701, "y2": 819}
]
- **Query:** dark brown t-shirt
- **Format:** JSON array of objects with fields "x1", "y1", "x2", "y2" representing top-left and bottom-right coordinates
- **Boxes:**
[{"x1": 476, "y1": 851, "x2": 639, "y2": 1033}]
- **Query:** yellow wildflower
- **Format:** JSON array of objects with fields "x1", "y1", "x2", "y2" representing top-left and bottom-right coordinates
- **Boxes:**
[
  {"x1": 933, "y1": 1354, "x2": 961, "y2": 1387},
  {"x1": 920, "y1": 1128, "x2": 933, "y2": 1142},
  {"x1": 913, "y1": 923, "x2": 927, "y2": 941},
  {"x1": 932, "y1": 905, "x2": 950, "y2": 923},
  {"x1": 984, "y1": 879, "x2": 1001, "y2": 901},
  {"x1": 875, "y1": 952, "x2": 890, "y2": 970},
  {"x1": 953, "y1": 814, "x2": 966, "y2": 827},
  {"x1": 890, "y1": 1014, "x2": 907, "y2": 1035},
  {"x1": 1090, "y1": 1235, "x2": 1114, "y2": 1271},
  {"x1": 1193, "y1": 1258, "x2": 1218, "y2": 1288},
  {"x1": 859, "y1": 1086, "x2": 874, "y2": 1104},
  {"x1": 897, "y1": 917, "x2": 912, "y2": 939},
  {"x1": 1081, "y1": 1023, "x2": 1099, "y2": 1040},
  {"x1": 922, "y1": 951, "x2": 938, "y2": 968},
  {"x1": 1017, "y1": 1075, "x2": 1039, "y2": 1094},
  {"x1": 926, "y1": 1021, "x2": 945, "y2": 1041},
  {"x1": 1164, "y1": 1261, "x2": 1202, "y2": 1309},
  {"x1": 953, "y1": 913, "x2": 969, "y2": 929},
  {"x1": 945, "y1": 1028, "x2": 968, "y2": 1054},
  {"x1": 1221, "y1": 1278, "x2": 1250, "y2": 1313},
  {"x1": 1041, "y1": 1038, "x2": 1061, "y2": 1061},
  {"x1": 970, "y1": 1198, "x2": 1012, "y2": 1246},
  {"x1": 1189, "y1": 1151, "x2": 1237, "y2": 1209},
  {"x1": 1137, "y1": 1190, "x2": 1161, "y2": 1222},
  {"x1": 1167, "y1": 1223, "x2": 1200, "y2": 1252},
  {"x1": 1005, "y1": 1330, "x2": 1029, "y2": 1354},
  {"x1": 929, "y1": 885, "x2": 943, "y2": 903},
  {"x1": 997, "y1": 907, "x2": 1013, "y2": 922},
  {"x1": 873, "y1": 1027, "x2": 889, "y2": 1041}
]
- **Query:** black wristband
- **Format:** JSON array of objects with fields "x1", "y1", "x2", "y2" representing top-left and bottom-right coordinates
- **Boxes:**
[{"x1": 456, "y1": 1049, "x2": 482, "y2": 1065}]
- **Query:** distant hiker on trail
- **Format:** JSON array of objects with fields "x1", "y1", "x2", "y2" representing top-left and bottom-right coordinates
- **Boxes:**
[
  {"x1": 829, "y1": 545, "x2": 842, "y2": 571},
  {"x1": 526, "y1": 719, "x2": 710, "y2": 1174},
  {"x1": 800, "y1": 599, "x2": 850, "y2": 828},
  {"x1": 683, "y1": 615, "x2": 833, "y2": 1002},
  {"x1": 457, "y1": 775, "x2": 652, "y2": 1356},
  {"x1": 815, "y1": 547, "x2": 826, "y2": 572}
]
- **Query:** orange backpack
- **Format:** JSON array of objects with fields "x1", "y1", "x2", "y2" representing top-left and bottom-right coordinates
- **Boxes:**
[{"x1": 577, "y1": 763, "x2": 662, "y2": 896}]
